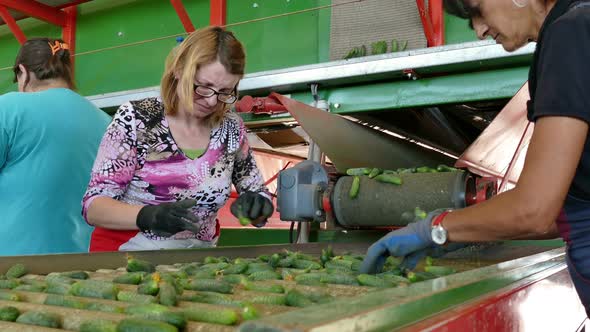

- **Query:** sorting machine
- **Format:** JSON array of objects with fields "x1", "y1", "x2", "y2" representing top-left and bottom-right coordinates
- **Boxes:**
[{"x1": 0, "y1": 43, "x2": 586, "y2": 331}]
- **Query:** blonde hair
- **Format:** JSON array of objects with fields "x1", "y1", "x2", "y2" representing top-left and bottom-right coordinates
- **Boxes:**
[{"x1": 160, "y1": 26, "x2": 245, "y2": 127}]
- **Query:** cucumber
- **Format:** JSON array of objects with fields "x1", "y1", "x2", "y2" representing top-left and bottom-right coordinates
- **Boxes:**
[
  {"x1": 181, "y1": 291, "x2": 243, "y2": 307},
  {"x1": 406, "y1": 271, "x2": 436, "y2": 283},
  {"x1": 116, "y1": 318, "x2": 178, "y2": 332},
  {"x1": 249, "y1": 293, "x2": 287, "y2": 306},
  {"x1": 222, "y1": 274, "x2": 247, "y2": 285},
  {"x1": 14, "y1": 284, "x2": 46, "y2": 292},
  {"x1": 69, "y1": 280, "x2": 119, "y2": 300},
  {"x1": 16, "y1": 310, "x2": 61, "y2": 328},
  {"x1": 137, "y1": 278, "x2": 159, "y2": 296},
  {"x1": 245, "y1": 263, "x2": 273, "y2": 275},
  {"x1": 86, "y1": 302, "x2": 125, "y2": 313},
  {"x1": 0, "y1": 279, "x2": 20, "y2": 289},
  {"x1": 247, "y1": 271, "x2": 281, "y2": 281},
  {"x1": 242, "y1": 281, "x2": 284, "y2": 294},
  {"x1": 368, "y1": 167, "x2": 382, "y2": 178},
  {"x1": 117, "y1": 290, "x2": 157, "y2": 304},
  {"x1": 79, "y1": 319, "x2": 117, "y2": 332},
  {"x1": 5, "y1": 264, "x2": 27, "y2": 279},
  {"x1": 183, "y1": 279, "x2": 233, "y2": 294},
  {"x1": 294, "y1": 273, "x2": 326, "y2": 286},
  {"x1": 285, "y1": 289, "x2": 313, "y2": 307},
  {"x1": 183, "y1": 307, "x2": 239, "y2": 325},
  {"x1": 113, "y1": 272, "x2": 145, "y2": 285},
  {"x1": 349, "y1": 176, "x2": 360, "y2": 199},
  {"x1": 126, "y1": 257, "x2": 155, "y2": 273},
  {"x1": 44, "y1": 294, "x2": 87, "y2": 309},
  {"x1": 292, "y1": 259, "x2": 321, "y2": 270},
  {"x1": 0, "y1": 306, "x2": 19, "y2": 322},
  {"x1": 374, "y1": 173, "x2": 403, "y2": 185},
  {"x1": 45, "y1": 281, "x2": 72, "y2": 295},
  {"x1": 320, "y1": 273, "x2": 359, "y2": 286},
  {"x1": 158, "y1": 281, "x2": 178, "y2": 306},
  {"x1": 125, "y1": 304, "x2": 186, "y2": 329},
  {"x1": 424, "y1": 265, "x2": 457, "y2": 276},
  {"x1": 221, "y1": 263, "x2": 248, "y2": 275},
  {"x1": 45, "y1": 273, "x2": 75, "y2": 285},
  {"x1": 357, "y1": 274, "x2": 392, "y2": 287},
  {"x1": 241, "y1": 304, "x2": 260, "y2": 321},
  {"x1": 0, "y1": 290, "x2": 20, "y2": 301},
  {"x1": 345, "y1": 167, "x2": 371, "y2": 176}
]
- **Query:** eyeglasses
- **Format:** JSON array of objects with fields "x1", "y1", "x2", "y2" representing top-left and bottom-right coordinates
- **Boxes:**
[{"x1": 193, "y1": 84, "x2": 237, "y2": 104}]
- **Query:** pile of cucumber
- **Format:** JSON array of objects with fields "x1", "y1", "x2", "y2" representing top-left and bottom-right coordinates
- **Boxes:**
[
  {"x1": 0, "y1": 250, "x2": 457, "y2": 331},
  {"x1": 346, "y1": 165, "x2": 460, "y2": 199}
]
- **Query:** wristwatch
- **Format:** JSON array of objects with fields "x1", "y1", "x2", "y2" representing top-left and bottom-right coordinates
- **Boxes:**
[{"x1": 431, "y1": 210, "x2": 451, "y2": 245}]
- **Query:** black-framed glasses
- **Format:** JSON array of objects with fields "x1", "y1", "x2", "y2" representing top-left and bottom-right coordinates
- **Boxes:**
[{"x1": 193, "y1": 84, "x2": 237, "y2": 104}]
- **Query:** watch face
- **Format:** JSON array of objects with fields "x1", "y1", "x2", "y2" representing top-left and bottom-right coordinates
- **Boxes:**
[{"x1": 432, "y1": 226, "x2": 447, "y2": 245}]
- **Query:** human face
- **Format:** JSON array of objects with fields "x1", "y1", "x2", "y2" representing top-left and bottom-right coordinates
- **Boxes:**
[
  {"x1": 187, "y1": 61, "x2": 240, "y2": 118},
  {"x1": 466, "y1": 0, "x2": 537, "y2": 51}
]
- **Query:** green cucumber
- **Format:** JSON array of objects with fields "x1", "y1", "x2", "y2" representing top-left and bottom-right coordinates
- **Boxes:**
[{"x1": 0, "y1": 306, "x2": 19, "y2": 322}]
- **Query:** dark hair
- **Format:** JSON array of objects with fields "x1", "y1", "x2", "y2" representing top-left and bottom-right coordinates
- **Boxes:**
[
  {"x1": 13, "y1": 37, "x2": 76, "y2": 90},
  {"x1": 444, "y1": 0, "x2": 472, "y2": 19}
]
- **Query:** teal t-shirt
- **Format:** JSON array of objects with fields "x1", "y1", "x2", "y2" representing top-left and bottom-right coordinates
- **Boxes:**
[{"x1": 0, "y1": 88, "x2": 110, "y2": 256}]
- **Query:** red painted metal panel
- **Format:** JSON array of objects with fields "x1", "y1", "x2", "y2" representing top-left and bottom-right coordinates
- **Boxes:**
[
  {"x1": 0, "y1": 5, "x2": 26, "y2": 44},
  {"x1": 0, "y1": 0, "x2": 66, "y2": 26},
  {"x1": 55, "y1": 0, "x2": 91, "y2": 10},
  {"x1": 210, "y1": 0, "x2": 226, "y2": 27},
  {"x1": 428, "y1": 0, "x2": 444, "y2": 46},
  {"x1": 170, "y1": 0, "x2": 195, "y2": 33},
  {"x1": 402, "y1": 266, "x2": 586, "y2": 331},
  {"x1": 416, "y1": 0, "x2": 444, "y2": 47},
  {"x1": 62, "y1": 6, "x2": 76, "y2": 73}
]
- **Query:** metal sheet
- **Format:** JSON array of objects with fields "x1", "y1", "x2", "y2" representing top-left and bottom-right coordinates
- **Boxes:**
[
  {"x1": 87, "y1": 41, "x2": 535, "y2": 109},
  {"x1": 456, "y1": 82, "x2": 532, "y2": 189},
  {"x1": 273, "y1": 94, "x2": 452, "y2": 172}
]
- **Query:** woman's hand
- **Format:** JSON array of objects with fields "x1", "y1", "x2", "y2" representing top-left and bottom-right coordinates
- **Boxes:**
[
  {"x1": 136, "y1": 199, "x2": 201, "y2": 237},
  {"x1": 230, "y1": 192, "x2": 274, "y2": 227}
]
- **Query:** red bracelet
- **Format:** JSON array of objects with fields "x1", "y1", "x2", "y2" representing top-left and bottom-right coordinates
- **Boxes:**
[{"x1": 432, "y1": 210, "x2": 451, "y2": 227}]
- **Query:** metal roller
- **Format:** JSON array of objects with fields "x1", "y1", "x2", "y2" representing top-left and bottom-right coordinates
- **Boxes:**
[{"x1": 331, "y1": 171, "x2": 473, "y2": 228}]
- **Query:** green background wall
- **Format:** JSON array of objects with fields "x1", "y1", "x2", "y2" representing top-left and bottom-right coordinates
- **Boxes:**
[{"x1": 0, "y1": 0, "x2": 331, "y2": 96}]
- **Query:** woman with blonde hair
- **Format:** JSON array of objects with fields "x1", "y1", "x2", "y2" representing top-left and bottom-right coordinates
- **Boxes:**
[{"x1": 83, "y1": 26, "x2": 273, "y2": 251}]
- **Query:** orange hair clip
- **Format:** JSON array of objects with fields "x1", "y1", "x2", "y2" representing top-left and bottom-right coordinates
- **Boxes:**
[{"x1": 48, "y1": 41, "x2": 69, "y2": 56}]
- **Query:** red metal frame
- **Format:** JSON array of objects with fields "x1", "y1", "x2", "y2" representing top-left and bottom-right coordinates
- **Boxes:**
[
  {"x1": 0, "y1": 1, "x2": 79, "y2": 70},
  {"x1": 62, "y1": 6, "x2": 77, "y2": 71},
  {"x1": 0, "y1": 0, "x2": 66, "y2": 26},
  {"x1": 416, "y1": 0, "x2": 444, "y2": 47},
  {"x1": 210, "y1": 0, "x2": 226, "y2": 27},
  {"x1": 0, "y1": 5, "x2": 25, "y2": 44},
  {"x1": 170, "y1": 0, "x2": 195, "y2": 33}
]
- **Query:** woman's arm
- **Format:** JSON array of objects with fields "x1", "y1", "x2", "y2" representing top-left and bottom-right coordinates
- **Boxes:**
[
  {"x1": 86, "y1": 196, "x2": 142, "y2": 229},
  {"x1": 82, "y1": 103, "x2": 141, "y2": 229},
  {"x1": 231, "y1": 117, "x2": 270, "y2": 196},
  {"x1": 445, "y1": 116, "x2": 588, "y2": 242}
]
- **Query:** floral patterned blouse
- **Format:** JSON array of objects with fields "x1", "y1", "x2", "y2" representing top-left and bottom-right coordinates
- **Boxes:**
[{"x1": 82, "y1": 97, "x2": 269, "y2": 251}]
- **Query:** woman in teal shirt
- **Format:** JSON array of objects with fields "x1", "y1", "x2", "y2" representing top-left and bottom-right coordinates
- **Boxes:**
[{"x1": 0, "y1": 38, "x2": 110, "y2": 255}]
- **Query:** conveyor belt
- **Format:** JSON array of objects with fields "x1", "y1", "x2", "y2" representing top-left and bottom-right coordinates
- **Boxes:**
[{"x1": 0, "y1": 242, "x2": 565, "y2": 331}]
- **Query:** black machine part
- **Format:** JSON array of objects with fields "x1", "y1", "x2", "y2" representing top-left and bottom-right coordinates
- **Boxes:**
[
  {"x1": 332, "y1": 171, "x2": 474, "y2": 228},
  {"x1": 277, "y1": 160, "x2": 329, "y2": 222}
]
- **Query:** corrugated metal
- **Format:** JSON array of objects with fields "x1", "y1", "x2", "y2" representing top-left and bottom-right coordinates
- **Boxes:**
[{"x1": 329, "y1": 0, "x2": 427, "y2": 61}]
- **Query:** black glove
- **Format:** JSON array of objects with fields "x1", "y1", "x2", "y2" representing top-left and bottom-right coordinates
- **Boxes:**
[
  {"x1": 230, "y1": 192, "x2": 274, "y2": 227},
  {"x1": 136, "y1": 199, "x2": 201, "y2": 237}
]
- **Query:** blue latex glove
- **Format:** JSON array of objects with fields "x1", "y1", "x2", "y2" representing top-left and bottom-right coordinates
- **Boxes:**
[{"x1": 360, "y1": 209, "x2": 445, "y2": 274}]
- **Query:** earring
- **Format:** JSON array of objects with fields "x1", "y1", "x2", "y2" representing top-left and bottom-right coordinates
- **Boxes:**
[{"x1": 512, "y1": 0, "x2": 527, "y2": 8}]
